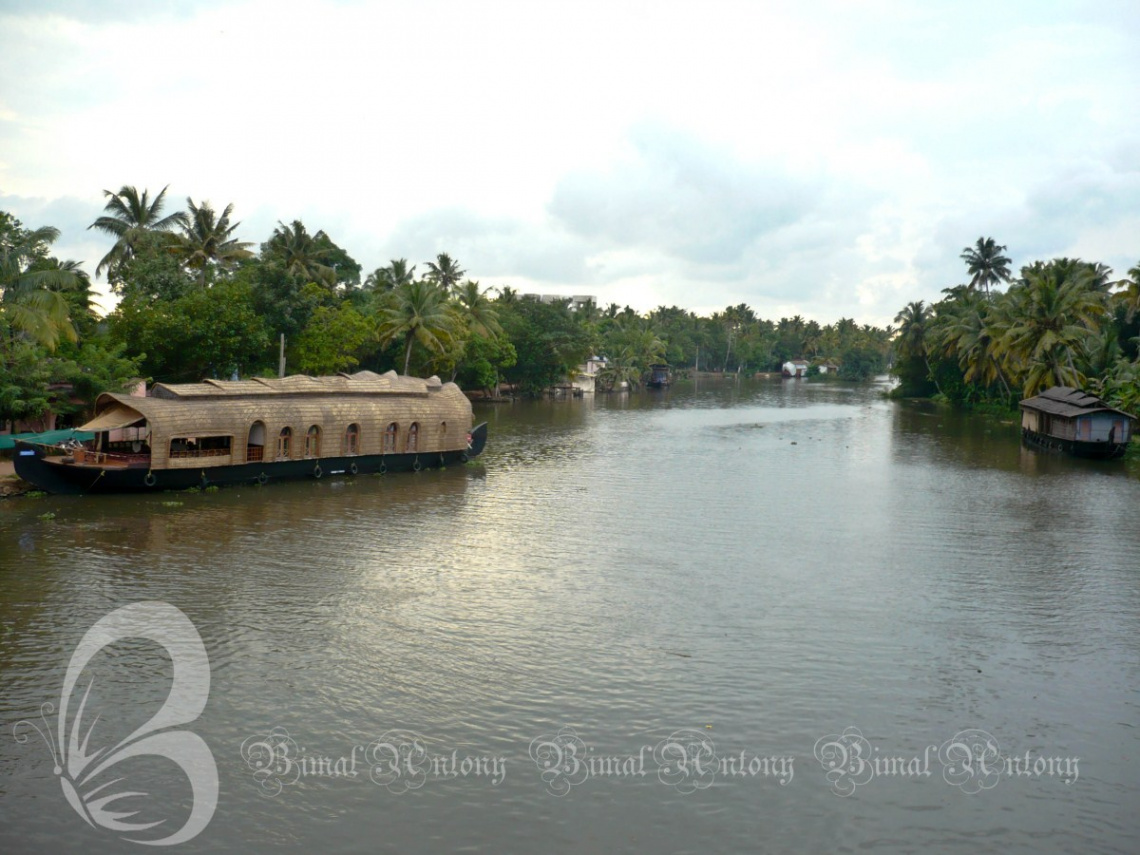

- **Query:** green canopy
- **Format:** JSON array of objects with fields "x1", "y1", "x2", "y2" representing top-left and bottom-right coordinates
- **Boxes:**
[{"x1": 0, "y1": 429, "x2": 94, "y2": 451}]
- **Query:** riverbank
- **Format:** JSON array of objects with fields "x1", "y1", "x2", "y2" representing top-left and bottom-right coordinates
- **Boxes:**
[{"x1": 0, "y1": 458, "x2": 33, "y2": 498}]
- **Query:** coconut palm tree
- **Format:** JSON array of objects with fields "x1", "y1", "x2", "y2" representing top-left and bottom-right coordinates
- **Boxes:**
[
  {"x1": 1, "y1": 223, "x2": 77, "y2": 350},
  {"x1": 375, "y1": 280, "x2": 461, "y2": 375},
  {"x1": 1116, "y1": 262, "x2": 1140, "y2": 321},
  {"x1": 264, "y1": 220, "x2": 336, "y2": 286},
  {"x1": 960, "y1": 237, "x2": 1012, "y2": 296},
  {"x1": 172, "y1": 198, "x2": 254, "y2": 285},
  {"x1": 88, "y1": 185, "x2": 185, "y2": 282},
  {"x1": 999, "y1": 262, "x2": 1108, "y2": 396},
  {"x1": 931, "y1": 292, "x2": 1011, "y2": 398},
  {"x1": 365, "y1": 258, "x2": 417, "y2": 292},
  {"x1": 453, "y1": 280, "x2": 502, "y2": 339},
  {"x1": 424, "y1": 253, "x2": 466, "y2": 292}
]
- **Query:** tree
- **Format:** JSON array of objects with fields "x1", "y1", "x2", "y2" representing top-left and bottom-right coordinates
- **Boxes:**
[
  {"x1": 497, "y1": 297, "x2": 593, "y2": 395},
  {"x1": 374, "y1": 280, "x2": 461, "y2": 375},
  {"x1": 960, "y1": 237, "x2": 1012, "y2": 296},
  {"x1": 113, "y1": 231, "x2": 197, "y2": 302},
  {"x1": 108, "y1": 279, "x2": 271, "y2": 381},
  {"x1": 171, "y1": 198, "x2": 253, "y2": 285},
  {"x1": 292, "y1": 302, "x2": 372, "y2": 375},
  {"x1": 454, "y1": 333, "x2": 517, "y2": 394},
  {"x1": 452, "y1": 280, "x2": 502, "y2": 339},
  {"x1": 1, "y1": 214, "x2": 77, "y2": 350},
  {"x1": 892, "y1": 301, "x2": 937, "y2": 395},
  {"x1": 365, "y1": 258, "x2": 417, "y2": 292},
  {"x1": 999, "y1": 261, "x2": 1107, "y2": 396},
  {"x1": 1116, "y1": 262, "x2": 1140, "y2": 322},
  {"x1": 424, "y1": 253, "x2": 466, "y2": 292},
  {"x1": 262, "y1": 220, "x2": 336, "y2": 286},
  {"x1": 838, "y1": 344, "x2": 884, "y2": 380},
  {"x1": 88, "y1": 185, "x2": 185, "y2": 284}
]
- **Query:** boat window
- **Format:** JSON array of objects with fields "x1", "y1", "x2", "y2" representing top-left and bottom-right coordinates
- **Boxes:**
[
  {"x1": 277, "y1": 427, "x2": 293, "y2": 460},
  {"x1": 439, "y1": 421, "x2": 447, "y2": 446},
  {"x1": 345, "y1": 423, "x2": 360, "y2": 455},
  {"x1": 170, "y1": 436, "x2": 232, "y2": 459},
  {"x1": 383, "y1": 422, "x2": 398, "y2": 454},
  {"x1": 407, "y1": 422, "x2": 419, "y2": 453},
  {"x1": 305, "y1": 425, "x2": 321, "y2": 458},
  {"x1": 247, "y1": 421, "x2": 266, "y2": 462}
]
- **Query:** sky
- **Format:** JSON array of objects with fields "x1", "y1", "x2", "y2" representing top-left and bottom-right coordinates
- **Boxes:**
[{"x1": 2, "y1": 0, "x2": 1139, "y2": 323}]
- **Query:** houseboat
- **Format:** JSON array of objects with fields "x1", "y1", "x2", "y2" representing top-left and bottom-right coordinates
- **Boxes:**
[
  {"x1": 14, "y1": 370, "x2": 488, "y2": 494},
  {"x1": 647, "y1": 364, "x2": 672, "y2": 388},
  {"x1": 1019, "y1": 386, "x2": 1136, "y2": 459}
]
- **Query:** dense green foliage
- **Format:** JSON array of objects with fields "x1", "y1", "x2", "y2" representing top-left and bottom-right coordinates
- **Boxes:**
[
  {"x1": 6, "y1": 193, "x2": 1139, "y2": 434},
  {"x1": 2, "y1": 212, "x2": 141, "y2": 428},
  {"x1": 891, "y1": 239, "x2": 1140, "y2": 412}
]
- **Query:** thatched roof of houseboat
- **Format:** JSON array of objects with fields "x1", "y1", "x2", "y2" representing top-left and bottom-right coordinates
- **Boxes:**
[
  {"x1": 148, "y1": 370, "x2": 442, "y2": 399},
  {"x1": 1019, "y1": 386, "x2": 1135, "y2": 420},
  {"x1": 79, "y1": 371, "x2": 464, "y2": 434}
]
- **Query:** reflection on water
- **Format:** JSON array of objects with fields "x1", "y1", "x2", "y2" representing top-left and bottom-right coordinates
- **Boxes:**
[{"x1": 2, "y1": 378, "x2": 1138, "y2": 855}]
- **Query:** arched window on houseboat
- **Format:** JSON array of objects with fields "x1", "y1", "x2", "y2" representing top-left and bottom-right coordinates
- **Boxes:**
[
  {"x1": 247, "y1": 421, "x2": 266, "y2": 462},
  {"x1": 438, "y1": 421, "x2": 447, "y2": 447},
  {"x1": 305, "y1": 425, "x2": 321, "y2": 458},
  {"x1": 277, "y1": 427, "x2": 293, "y2": 460},
  {"x1": 344, "y1": 423, "x2": 360, "y2": 455},
  {"x1": 383, "y1": 422, "x2": 398, "y2": 454},
  {"x1": 407, "y1": 422, "x2": 419, "y2": 453}
]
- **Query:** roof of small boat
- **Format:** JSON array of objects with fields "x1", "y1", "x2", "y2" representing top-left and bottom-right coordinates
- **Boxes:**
[{"x1": 1019, "y1": 386, "x2": 1136, "y2": 420}]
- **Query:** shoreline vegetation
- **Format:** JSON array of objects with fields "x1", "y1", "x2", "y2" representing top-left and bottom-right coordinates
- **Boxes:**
[{"x1": 3, "y1": 189, "x2": 1139, "y2": 443}]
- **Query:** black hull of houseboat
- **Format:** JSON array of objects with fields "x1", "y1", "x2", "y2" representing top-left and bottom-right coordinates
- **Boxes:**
[
  {"x1": 1021, "y1": 427, "x2": 1127, "y2": 459},
  {"x1": 14, "y1": 424, "x2": 488, "y2": 495}
]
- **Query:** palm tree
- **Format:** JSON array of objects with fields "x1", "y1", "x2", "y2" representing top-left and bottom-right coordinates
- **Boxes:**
[
  {"x1": 88, "y1": 185, "x2": 185, "y2": 282},
  {"x1": 960, "y1": 237, "x2": 1012, "y2": 296},
  {"x1": 424, "y1": 253, "x2": 466, "y2": 292},
  {"x1": 893, "y1": 300, "x2": 940, "y2": 393},
  {"x1": 172, "y1": 198, "x2": 254, "y2": 285},
  {"x1": 1, "y1": 224, "x2": 77, "y2": 350},
  {"x1": 375, "y1": 280, "x2": 461, "y2": 374},
  {"x1": 453, "y1": 280, "x2": 502, "y2": 339},
  {"x1": 265, "y1": 220, "x2": 336, "y2": 286},
  {"x1": 1116, "y1": 262, "x2": 1140, "y2": 321},
  {"x1": 365, "y1": 258, "x2": 417, "y2": 292},
  {"x1": 999, "y1": 262, "x2": 1108, "y2": 396},
  {"x1": 931, "y1": 292, "x2": 1011, "y2": 398}
]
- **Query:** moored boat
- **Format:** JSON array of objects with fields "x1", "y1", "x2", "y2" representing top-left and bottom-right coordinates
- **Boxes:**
[
  {"x1": 1019, "y1": 386, "x2": 1136, "y2": 459},
  {"x1": 646, "y1": 364, "x2": 672, "y2": 388},
  {"x1": 14, "y1": 370, "x2": 487, "y2": 494}
]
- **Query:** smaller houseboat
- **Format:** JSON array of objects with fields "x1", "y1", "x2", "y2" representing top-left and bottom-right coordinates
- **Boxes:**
[
  {"x1": 647, "y1": 364, "x2": 672, "y2": 388},
  {"x1": 1019, "y1": 386, "x2": 1136, "y2": 459}
]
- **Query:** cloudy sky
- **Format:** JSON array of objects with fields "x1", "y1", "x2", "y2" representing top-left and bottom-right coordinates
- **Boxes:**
[{"x1": 2, "y1": 0, "x2": 1138, "y2": 323}]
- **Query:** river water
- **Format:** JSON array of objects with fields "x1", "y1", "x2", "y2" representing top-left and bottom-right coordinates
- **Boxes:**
[{"x1": 1, "y1": 377, "x2": 1138, "y2": 854}]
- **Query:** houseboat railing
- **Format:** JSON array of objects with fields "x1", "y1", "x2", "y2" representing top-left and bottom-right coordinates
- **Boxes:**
[
  {"x1": 169, "y1": 447, "x2": 232, "y2": 460},
  {"x1": 71, "y1": 448, "x2": 150, "y2": 467}
]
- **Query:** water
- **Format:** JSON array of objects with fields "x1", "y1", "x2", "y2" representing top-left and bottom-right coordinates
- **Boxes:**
[{"x1": 2, "y1": 378, "x2": 1138, "y2": 854}]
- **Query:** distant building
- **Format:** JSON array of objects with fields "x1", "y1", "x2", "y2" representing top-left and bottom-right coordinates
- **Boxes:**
[
  {"x1": 817, "y1": 362, "x2": 840, "y2": 374},
  {"x1": 572, "y1": 356, "x2": 608, "y2": 394},
  {"x1": 521, "y1": 293, "x2": 596, "y2": 311},
  {"x1": 782, "y1": 359, "x2": 810, "y2": 378}
]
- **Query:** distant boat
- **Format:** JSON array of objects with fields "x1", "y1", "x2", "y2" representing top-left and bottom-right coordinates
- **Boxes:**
[
  {"x1": 647, "y1": 364, "x2": 672, "y2": 388},
  {"x1": 1019, "y1": 386, "x2": 1136, "y2": 459},
  {"x1": 14, "y1": 371, "x2": 488, "y2": 494}
]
